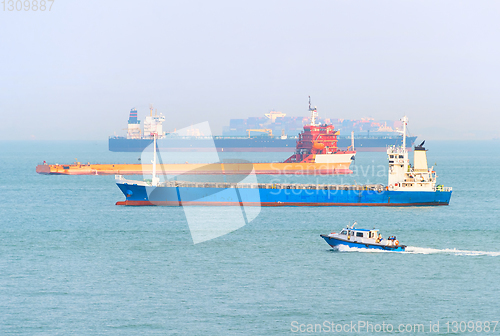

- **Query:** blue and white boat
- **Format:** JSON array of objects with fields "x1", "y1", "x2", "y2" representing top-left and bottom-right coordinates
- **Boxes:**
[{"x1": 320, "y1": 223, "x2": 406, "y2": 251}]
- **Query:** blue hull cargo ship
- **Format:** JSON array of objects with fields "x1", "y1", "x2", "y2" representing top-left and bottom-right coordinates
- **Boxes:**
[
  {"x1": 115, "y1": 117, "x2": 452, "y2": 207},
  {"x1": 115, "y1": 182, "x2": 451, "y2": 206}
]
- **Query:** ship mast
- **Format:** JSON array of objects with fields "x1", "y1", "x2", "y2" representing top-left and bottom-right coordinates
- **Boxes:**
[
  {"x1": 309, "y1": 96, "x2": 319, "y2": 126},
  {"x1": 401, "y1": 116, "x2": 408, "y2": 149},
  {"x1": 395, "y1": 116, "x2": 408, "y2": 150},
  {"x1": 151, "y1": 132, "x2": 159, "y2": 187}
]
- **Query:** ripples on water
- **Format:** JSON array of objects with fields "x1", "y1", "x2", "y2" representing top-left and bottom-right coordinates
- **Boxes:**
[
  {"x1": 1, "y1": 140, "x2": 499, "y2": 335},
  {"x1": 334, "y1": 245, "x2": 500, "y2": 256}
]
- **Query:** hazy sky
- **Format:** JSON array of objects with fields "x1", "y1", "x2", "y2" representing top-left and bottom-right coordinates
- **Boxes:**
[{"x1": 1, "y1": 0, "x2": 499, "y2": 140}]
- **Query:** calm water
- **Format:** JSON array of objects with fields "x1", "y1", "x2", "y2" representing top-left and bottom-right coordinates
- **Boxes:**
[{"x1": 1, "y1": 140, "x2": 499, "y2": 335}]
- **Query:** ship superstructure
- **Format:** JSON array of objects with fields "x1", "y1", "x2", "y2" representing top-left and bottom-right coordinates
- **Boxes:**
[
  {"x1": 126, "y1": 106, "x2": 166, "y2": 140},
  {"x1": 143, "y1": 106, "x2": 166, "y2": 139},
  {"x1": 126, "y1": 108, "x2": 141, "y2": 139},
  {"x1": 284, "y1": 97, "x2": 355, "y2": 164},
  {"x1": 386, "y1": 117, "x2": 440, "y2": 192}
]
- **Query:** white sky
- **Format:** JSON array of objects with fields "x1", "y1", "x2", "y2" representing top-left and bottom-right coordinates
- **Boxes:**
[{"x1": 1, "y1": 0, "x2": 499, "y2": 140}]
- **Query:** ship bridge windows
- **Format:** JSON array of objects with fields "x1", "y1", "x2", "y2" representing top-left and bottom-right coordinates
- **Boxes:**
[
  {"x1": 340, "y1": 230, "x2": 347, "y2": 235},
  {"x1": 356, "y1": 232, "x2": 364, "y2": 237}
]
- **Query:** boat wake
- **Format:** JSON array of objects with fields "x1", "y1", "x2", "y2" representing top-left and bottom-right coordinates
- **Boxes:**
[
  {"x1": 332, "y1": 245, "x2": 500, "y2": 256},
  {"x1": 405, "y1": 246, "x2": 500, "y2": 256},
  {"x1": 333, "y1": 245, "x2": 393, "y2": 253}
]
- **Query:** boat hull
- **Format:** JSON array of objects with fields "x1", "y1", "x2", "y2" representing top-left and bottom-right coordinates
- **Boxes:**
[
  {"x1": 320, "y1": 235, "x2": 406, "y2": 251},
  {"x1": 116, "y1": 182, "x2": 452, "y2": 206},
  {"x1": 36, "y1": 162, "x2": 353, "y2": 175}
]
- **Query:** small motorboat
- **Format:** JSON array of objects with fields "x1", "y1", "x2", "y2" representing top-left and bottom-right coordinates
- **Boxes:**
[{"x1": 320, "y1": 222, "x2": 406, "y2": 252}]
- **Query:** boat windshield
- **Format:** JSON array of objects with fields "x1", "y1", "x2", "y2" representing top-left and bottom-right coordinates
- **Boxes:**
[{"x1": 340, "y1": 230, "x2": 347, "y2": 235}]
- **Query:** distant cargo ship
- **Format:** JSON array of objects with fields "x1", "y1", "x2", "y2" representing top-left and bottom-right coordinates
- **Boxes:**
[{"x1": 109, "y1": 102, "x2": 417, "y2": 152}]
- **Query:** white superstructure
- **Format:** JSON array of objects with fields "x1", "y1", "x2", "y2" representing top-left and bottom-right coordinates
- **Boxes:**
[
  {"x1": 127, "y1": 123, "x2": 142, "y2": 139},
  {"x1": 143, "y1": 106, "x2": 166, "y2": 139},
  {"x1": 265, "y1": 110, "x2": 286, "y2": 123},
  {"x1": 386, "y1": 116, "x2": 451, "y2": 192}
]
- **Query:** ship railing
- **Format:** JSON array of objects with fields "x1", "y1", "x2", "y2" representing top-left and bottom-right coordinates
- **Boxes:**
[
  {"x1": 436, "y1": 186, "x2": 453, "y2": 192},
  {"x1": 387, "y1": 145, "x2": 406, "y2": 153},
  {"x1": 338, "y1": 135, "x2": 406, "y2": 139},
  {"x1": 164, "y1": 181, "x2": 386, "y2": 191}
]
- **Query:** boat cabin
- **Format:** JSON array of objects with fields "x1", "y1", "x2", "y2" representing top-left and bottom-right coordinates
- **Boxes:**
[{"x1": 338, "y1": 228, "x2": 380, "y2": 241}]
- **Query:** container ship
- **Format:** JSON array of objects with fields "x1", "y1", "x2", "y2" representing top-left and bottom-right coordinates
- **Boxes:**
[
  {"x1": 109, "y1": 101, "x2": 417, "y2": 152},
  {"x1": 115, "y1": 116, "x2": 452, "y2": 207},
  {"x1": 37, "y1": 102, "x2": 355, "y2": 176}
]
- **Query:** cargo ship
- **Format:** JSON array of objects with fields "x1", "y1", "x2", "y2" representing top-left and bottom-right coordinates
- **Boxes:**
[
  {"x1": 37, "y1": 101, "x2": 355, "y2": 175},
  {"x1": 115, "y1": 116, "x2": 453, "y2": 206},
  {"x1": 109, "y1": 101, "x2": 417, "y2": 152}
]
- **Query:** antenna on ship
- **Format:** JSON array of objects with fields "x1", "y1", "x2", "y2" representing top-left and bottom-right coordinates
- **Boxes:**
[
  {"x1": 309, "y1": 96, "x2": 319, "y2": 126},
  {"x1": 401, "y1": 116, "x2": 408, "y2": 150},
  {"x1": 395, "y1": 116, "x2": 408, "y2": 150},
  {"x1": 151, "y1": 132, "x2": 159, "y2": 187}
]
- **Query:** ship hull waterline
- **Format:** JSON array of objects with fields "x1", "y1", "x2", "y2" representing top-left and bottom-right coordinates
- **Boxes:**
[
  {"x1": 320, "y1": 235, "x2": 406, "y2": 251},
  {"x1": 115, "y1": 183, "x2": 452, "y2": 207}
]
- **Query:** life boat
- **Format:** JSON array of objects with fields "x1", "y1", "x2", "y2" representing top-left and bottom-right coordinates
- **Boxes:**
[{"x1": 312, "y1": 142, "x2": 325, "y2": 151}]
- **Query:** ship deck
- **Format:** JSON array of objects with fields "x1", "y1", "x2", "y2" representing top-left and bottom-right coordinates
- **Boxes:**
[
  {"x1": 117, "y1": 177, "x2": 387, "y2": 192},
  {"x1": 36, "y1": 161, "x2": 353, "y2": 175}
]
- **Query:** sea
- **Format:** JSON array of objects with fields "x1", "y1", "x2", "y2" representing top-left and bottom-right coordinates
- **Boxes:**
[{"x1": 0, "y1": 140, "x2": 499, "y2": 335}]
